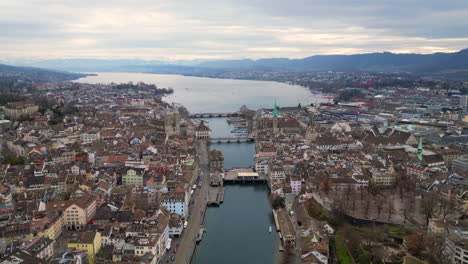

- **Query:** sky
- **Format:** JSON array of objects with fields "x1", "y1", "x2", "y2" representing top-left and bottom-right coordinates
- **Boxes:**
[{"x1": 1, "y1": 0, "x2": 468, "y2": 61}]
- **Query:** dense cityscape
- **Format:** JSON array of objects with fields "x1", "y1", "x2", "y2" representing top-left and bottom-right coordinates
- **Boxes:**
[
  {"x1": 1, "y1": 0, "x2": 468, "y2": 263},
  {"x1": 0, "y1": 64, "x2": 466, "y2": 264}
]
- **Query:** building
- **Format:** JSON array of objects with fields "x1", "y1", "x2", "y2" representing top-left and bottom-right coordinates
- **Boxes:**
[
  {"x1": 80, "y1": 132, "x2": 100, "y2": 145},
  {"x1": 195, "y1": 120, "x2": 210, "y2": 140},
  {"x1": 371, "y1": 169, "x2": 395, "y2": 186},
  {"x1": 460, "y1": 95, "x2": 468, "y2": 108},
  {"x1": 67, "y1": 231, "x2": 102, "y2": 264},
  {"x1": 164, "y1": 108, "x2": 180, "y2": 136},
  {"x1": 29, "y1": 211, "x2": 63, "y2": 240},
  {"x1": 276, "y1": 209, "x2": 295, "y2": 247},
  {"x1": 210, "y1": 170, "x2": 223, "y2": 186},
  {"x1": 22, "y1": 237, "x2": 55, "y2": 260},
  {"x1": 0, "y1": 251, "x2": 45, "y2": 264},
  {"x1": 161, "y1": 192, "x2": 188, "y2": 217},
  {"x1": 273, "y1": 101, "x2": 279, "y2": 134},
  {"x1": 168, "y1": 214, "x2": 183, "y2": 237},
  {"x1": 428, "y1": 218, "x2": 468, "y2": 264},
  {"x1": 290, "y1": 177, "x2": 301, "y2": 196},
  {"x1": 209, "y1": 149, "x2": 224, "y2": 169},
  {"x1": 255, "y1": 159, "x2": 270, "y2": 175},
  {"x1": 122, "y1": 168, "x2": 145, "y2": 186},
  {"x1": 446, "y1": 234, "x2": 468, "y2": 264},
  {"x1": 4, "y1": 100, "x2": 39, "y2": 120},
  {"x1": 452, "y1": 156, "x2": 468, "y2": 173},
  {"x1": 46, "y1": 194, "x2": 97, "y2": 230},
  {"x1": 269, "y1": 166, "x2": 286, "y2": 184}
]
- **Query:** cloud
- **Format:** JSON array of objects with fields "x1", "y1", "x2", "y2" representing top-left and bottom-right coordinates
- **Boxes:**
[{"x1": 0, "y1": 0, "x2": 467, "y2": 60}]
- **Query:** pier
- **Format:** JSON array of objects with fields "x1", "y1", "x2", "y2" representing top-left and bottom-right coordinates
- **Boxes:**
[
  {"x1": 189, "y1": 112, "x2": 239, "y2": 118},
  {"x1": 207, "y1": 185, "x2": 224, "y2": 206},
  {"x1": 223, "y1": 168, "x2": 267, "y2": 183}
]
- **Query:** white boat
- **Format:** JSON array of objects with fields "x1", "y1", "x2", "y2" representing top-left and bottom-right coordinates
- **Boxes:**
[{"x1": 269, "y1": 225, "x2": 272, "y2": 233}]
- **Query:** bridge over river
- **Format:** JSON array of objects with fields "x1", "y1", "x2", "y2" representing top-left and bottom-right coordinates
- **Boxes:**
[
  {"x1": 189, "y1": 112, "x2": 240, "y2": 118},
  {"x1": 209, "y1": 136, "x2": 254, "y2": 143}
]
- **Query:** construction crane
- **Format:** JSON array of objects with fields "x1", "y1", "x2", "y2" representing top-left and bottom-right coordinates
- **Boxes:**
[{"x1": 353, "y1": 102, "x2": 375, "y2": 122}]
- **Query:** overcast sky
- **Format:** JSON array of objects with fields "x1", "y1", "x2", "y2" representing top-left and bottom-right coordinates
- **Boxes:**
[{"x1": 1, "y1": 0, "x2": 467, "y2": 61}]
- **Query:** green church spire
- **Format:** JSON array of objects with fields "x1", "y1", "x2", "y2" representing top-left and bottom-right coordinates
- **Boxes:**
[
  {"x1": 417, "y1": 137, "x2": 423, "y2": 161},
  {"x1": 311, "y1": 234, "x2": 319, "y2": 243},
  {"x1": 273, "y1": 100, "x2": 278, "y2": 118}
]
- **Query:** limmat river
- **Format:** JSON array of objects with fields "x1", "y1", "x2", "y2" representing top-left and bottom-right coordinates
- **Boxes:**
[
  {"x1": 75, "y1": 73, "x2": 311, "y2": 264},
  {"x1": 192, "y1": 184, "x2": 279, "y2": 264}
]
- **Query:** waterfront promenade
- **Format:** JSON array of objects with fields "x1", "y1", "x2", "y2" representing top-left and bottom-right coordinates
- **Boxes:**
[{"x1": 174, "y1": 140, "x2": 209, "y2": 264}]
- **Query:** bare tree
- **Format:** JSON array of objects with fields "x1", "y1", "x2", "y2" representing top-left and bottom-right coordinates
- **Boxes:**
[
  {"x1": 387, "y1": 198, "x2": 395, "y2": 221},
  {"x1": 344, "y1": 184, "x2": 353, "y2": 207},
  {"x1": 364, "y1": 195, "x2": 371, "y2": 218},
  {"x1": 281, "y1": 246, "x2": 296, "y2": 264},
  {"x1": 421, "y1": 191, "x2": 439, "y2": 225},
  {"x1": 352, "y1": 195, "x2": 356, "y2": 213},
  {"x1": 439, "y1": 195, "x2": 456, "y2": 220},
  {"x1": 376, "y1": 197, "x2": 384, "y2": 218},
  {"x1": 425, "y1": 232, "x2": 451, "y2": 264}
]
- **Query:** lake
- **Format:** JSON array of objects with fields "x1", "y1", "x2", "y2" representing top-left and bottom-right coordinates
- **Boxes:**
[{"x1": 75, "y1": 72, "x2": 314, "y2": 113}]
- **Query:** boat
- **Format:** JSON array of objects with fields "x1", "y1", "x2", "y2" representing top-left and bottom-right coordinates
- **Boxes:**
[
  {"x1": 269, "y1": 225, "x2": 272, "y2": 233},
  {"x1": 196, "y1": 228, "x2": 205, "y2": 243}
]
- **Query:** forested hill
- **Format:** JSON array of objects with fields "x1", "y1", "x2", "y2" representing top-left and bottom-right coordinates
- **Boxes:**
[
  {"x1": 197, "y1": 49, "x2": 468, "y2": 73},
  {"x1": 0, "y1": 64, "x2": 90, "y2": 94},
  {"x1": 0, "y1": 64, "x2": 88, "y2": 82}
]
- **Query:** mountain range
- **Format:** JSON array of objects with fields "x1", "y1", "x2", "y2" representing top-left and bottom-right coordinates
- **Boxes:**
[{"x1": 2, "y1": 48, "x2": 468, "y2": 80}]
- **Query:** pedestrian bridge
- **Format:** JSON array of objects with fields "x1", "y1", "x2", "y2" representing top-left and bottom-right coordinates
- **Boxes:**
[
  {"x1": 189, "y1": 112, "x2": 239, "y2": 118},
  {"x1": 209, "y1": 137, "x2": 254, "y2": 143}
]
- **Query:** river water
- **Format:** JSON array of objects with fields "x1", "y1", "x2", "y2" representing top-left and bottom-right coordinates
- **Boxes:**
[{"x1": 75, "y1": 73, "x2": 312, "y2": 264}]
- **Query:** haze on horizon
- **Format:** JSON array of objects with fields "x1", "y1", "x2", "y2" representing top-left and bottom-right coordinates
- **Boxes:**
[{"x1": 1, "y1": 0, "x2": 468, "y2": 61}]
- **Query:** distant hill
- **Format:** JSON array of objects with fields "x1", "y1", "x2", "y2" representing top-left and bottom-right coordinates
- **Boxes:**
[
  {"x1": 197, "y1": 49, "x2": 468, "y2": 74},
  {"x1": 0, "y1": 63, "x2": 89, "y2": 82},
  {"x1": 4, "y1": 48, "x2": 468, "y2": 80},
  {"x1": 4, "y1": 58, "x2": 198, "y2": 72}
]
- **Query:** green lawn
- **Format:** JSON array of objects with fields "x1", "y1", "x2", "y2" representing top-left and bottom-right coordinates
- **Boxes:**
[
  {"x1": 404, "y1": 256, "x2": 424, "y2": 264},
  {"x1": 335, "y1": 234, "x2": 353, "y2": 264}
]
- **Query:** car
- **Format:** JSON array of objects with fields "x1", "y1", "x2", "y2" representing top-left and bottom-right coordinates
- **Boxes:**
[{"x1": 170, "y1": 255, "x2": 175, "y2": 261}]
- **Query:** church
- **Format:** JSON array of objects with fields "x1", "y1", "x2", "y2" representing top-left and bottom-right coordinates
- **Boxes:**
[{"x1": 258, "y1": 102, "x2": 301, "y2": 136}]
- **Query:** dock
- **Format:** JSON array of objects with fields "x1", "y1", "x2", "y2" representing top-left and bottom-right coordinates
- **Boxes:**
[
  {"x1": 223, "y1": 168, "x2": 267, "y2": 183},
  {"x1": 207, "y1": 185, "x2": 224, "y2": 206},
  {"x1": 274, "y1": 209, "x2": 296, "y2": 247}
]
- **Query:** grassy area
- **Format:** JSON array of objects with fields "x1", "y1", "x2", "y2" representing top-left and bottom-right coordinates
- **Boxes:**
[
  {"x1": 404, "y1": 256, "x2": 425, "y2": 264},
  {"x1": 335, "y1": 234, "x2": 353, "y2": 264},
  {"x1": 305, "y1": 198, "x2": 329, "y2": 221},
  {"x1": 385, "y1": 225, "x2": 412, "y2": 239}
]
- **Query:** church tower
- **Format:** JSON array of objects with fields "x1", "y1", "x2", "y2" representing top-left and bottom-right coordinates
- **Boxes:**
[
  {"x1": 417, "y1": 137, "x2": 423, "y2": 161},
  {"x1": 306, "y1": 112, "x2": 317, "y2": 143},
  {"x1": 272, "y1": 101, "x2": 279, "y2": 134}
]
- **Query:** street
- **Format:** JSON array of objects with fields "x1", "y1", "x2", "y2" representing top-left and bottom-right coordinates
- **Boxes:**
[{"x1": 169, "y1": 140, "x2": 209, "y2": 264}]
